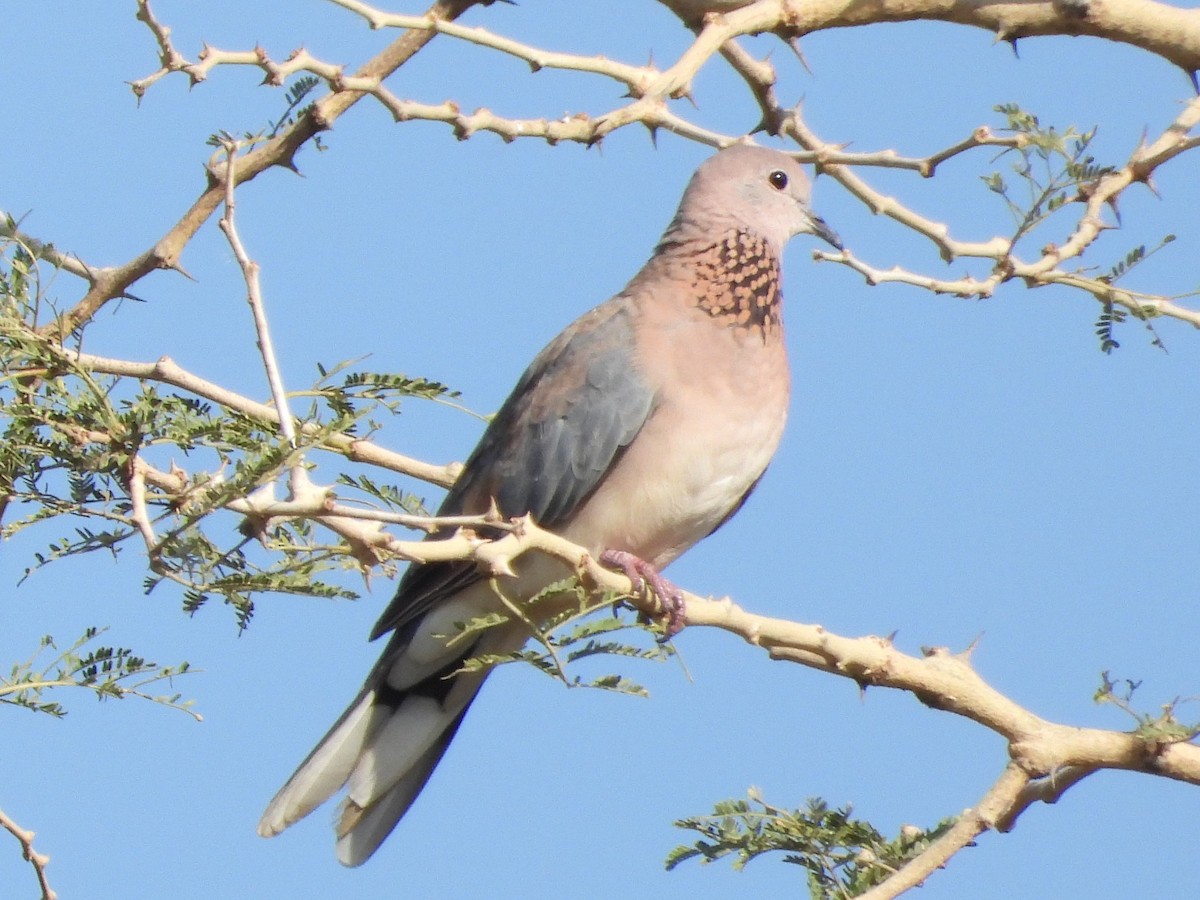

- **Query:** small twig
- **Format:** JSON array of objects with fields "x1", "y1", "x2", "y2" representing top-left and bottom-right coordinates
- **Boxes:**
[
  {"x1": 217, "y1": 138, "x2": 297, "y2": 451},
  {"x1": 0, "y1": 805, "x2": 56, "y2": 900},
  {"x1": 54, "y1": 350, "x2": 459, "y2": 488},
  {"x1": 1013, "y1": 93, "x2": 1200, "y2": 280},
  {"x1": 223, "y1": 497, "x2": 508, "y2": 534},
  {"x1": 128, "y1": 457, "x2": 158, "y2": 548},
  {"x1": 130, "y1": 0, "x2": 186, "y2": 97},
  {"x1": 782, "y1": 110, "x2": 1014, "y2": 261},
  {"x1": 856, "y1": 764, "x2": 1030, "y2": 900},
  {"x1": 45, "y1": 0, "x2": 479, "y2": 342},
  {"x1": 1041, "y1": 272, "x2": 1200, "y2": 328},
  {"x1": 0, "y1": 675, "x2": 203, "y2": 721},
  {"x1": 814, "y1": 234, "x2": 1200, "y2": 330},
  {"x1": 994, "y1": 765, "x2": 1098, "y2": 831},
  {"x1": 813, "y1": 248, "x2": 1002, "y2": 298},
  {"x1": 0, "y1": 213, "x2": 95, "y2": 283}
]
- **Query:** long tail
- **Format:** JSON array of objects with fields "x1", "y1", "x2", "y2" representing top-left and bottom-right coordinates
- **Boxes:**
[{"x1": 258, "y1": 612, "x2": 510, "y2": 866}]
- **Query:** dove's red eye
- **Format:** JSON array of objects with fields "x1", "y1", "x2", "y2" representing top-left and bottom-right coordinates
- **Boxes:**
[{"x1": 768, "y1": 170, "x2": 788, "y2": 190}]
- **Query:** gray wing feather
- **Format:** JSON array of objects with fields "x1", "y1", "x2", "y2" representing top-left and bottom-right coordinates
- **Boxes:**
[{"x1": 370, "y1": 299, "x2": 654, "y2": 640}]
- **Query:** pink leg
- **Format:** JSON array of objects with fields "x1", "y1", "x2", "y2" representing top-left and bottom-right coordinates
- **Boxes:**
[{"x1": 599, "y1": 549, "x2": 687, "y2": 639}]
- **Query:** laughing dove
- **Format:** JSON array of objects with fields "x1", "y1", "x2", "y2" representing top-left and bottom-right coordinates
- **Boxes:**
[{"x1": 259, "y1": 144, "x2": 841, "y2": 865}]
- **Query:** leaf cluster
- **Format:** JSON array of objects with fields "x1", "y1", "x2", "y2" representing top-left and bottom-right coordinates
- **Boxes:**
[
  {"x1": 983, "y1": 103, "x2": 1115, "y2": 245},
  {"x1": 313, "y1": 360, "x2": 462, "y2": 438},
  {"x1": 1090, "y1": 237, "x2": 1176, "y2": 353},
  {"x1": 0, "y1": 237, "x2": 453, "y2": 628},
  {"x1": 667, "y1": 789, "x2": 956, "y2": 899},
  {"x1": 983, "y1": 105, "x2": 1179, "y2": 351},
  {"x1": 455, "y1": 577, "x2": 674, "y2": 698},
  {"x1": 1, "y1": 626, "x2": 198, "y2": 720},
  {"x1": 1095, "y1": 671, "x2": 1200, "y2": 746},
  {"x1": 207, "y1": 75, "x2": 328, "y2": 155}
]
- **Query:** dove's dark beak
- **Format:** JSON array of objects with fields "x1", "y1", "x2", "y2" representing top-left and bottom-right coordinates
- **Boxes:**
[{"x1": 811, "y1": 214, "x2": 842, "y2": 250}]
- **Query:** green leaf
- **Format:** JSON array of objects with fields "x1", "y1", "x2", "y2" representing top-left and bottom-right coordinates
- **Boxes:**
[
  {"x1": 0, "y1": 627, "x2": 201, "y2": 720},
  {"x1": 667, "y1": 791, "x2": 957, "y2": 898}
]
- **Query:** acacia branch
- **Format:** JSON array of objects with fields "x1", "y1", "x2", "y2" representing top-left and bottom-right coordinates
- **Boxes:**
[
  {"x1": 29, "y1": 0, "x2": 1194, "y2": 345},
  {"x1": 1009, "y1": 93, "x2": 1200, "y2": 280},
  {"x1": 123, "y1": 0, "x2": 1028, "y2": 173},
  {"x1": 273, "y1": 512, "x2": 1200, "y2": 795},
  {"x1": 812, "y1": 247, "x2": 1200, "y2": 328},
  {"x1": 217, "y1": 141, "x2": 296, "y2": 451},
  {"x1": 0, "y1": 805, "x2": 55, "y2": 900},
  {"x1": 60, "y1": 350, "x2": 460, "y2": 488},
  {"x1": 15, "y1": 0, "x2": 1199, "y2": 345},
  {"x1": 784, "y1": 0, "x2": 1200, "y2": 78},
  {"x1": 304, "y1": 509, "x2": 1200, "y2": 790},
  {"x1": 857, "y1": 764, "x2": 1030, "y2": 900},
  {"x1": 182, "y1": 473, "x2": 1200, "y2": 845},
  {"x1": 813, "y1": 248, "x2": 1001, "y2": 297},
  {"x1": 994, "y1": 764, "x2": 1097, "y2": 831},
  {"x1": 666, "y1": 3, "x2": 1200, "y2": 329},
  {"x1": 67, "y1": 458, "x2": 1200, "y2": 826},
  {"x1": 38, "y1": 0, "x2": 482, "y2": 342},
  {"x1": 657, "y1": 0, "x2": 1200, "y2": 78},
  {"x1": 326, "y1": 0, "x2": 655, "y2": 91},
  {"x1": 798, "y1": 91, "x2": 1200, "y2": 328}
]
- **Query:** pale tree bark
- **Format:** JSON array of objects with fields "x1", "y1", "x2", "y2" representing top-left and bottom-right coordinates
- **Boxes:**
[{"x1": 2, "y1": 2, "x2": 1198, "y2": 896}]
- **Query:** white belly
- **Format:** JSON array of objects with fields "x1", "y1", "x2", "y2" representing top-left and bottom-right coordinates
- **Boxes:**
[{"x1": 563, "y1": 309, "x2": 789, "y2": 568}]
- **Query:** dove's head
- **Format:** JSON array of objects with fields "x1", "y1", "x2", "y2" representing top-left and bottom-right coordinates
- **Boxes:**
[{"x1": 674, "y1": 144, "x2": 841, "y2": 254}]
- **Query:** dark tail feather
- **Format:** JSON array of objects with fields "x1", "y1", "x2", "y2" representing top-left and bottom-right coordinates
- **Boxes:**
[
  {"x1": 258, "y1": 637, "x2": 490, "y2": 864},
  {"x1": 334, "y1": 706, "x2": 471, "y2": 866}
]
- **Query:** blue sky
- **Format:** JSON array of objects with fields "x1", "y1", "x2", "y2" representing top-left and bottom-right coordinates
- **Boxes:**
[{"x1": 3, "y1": 2, "x2": 1198, "y2": 898}]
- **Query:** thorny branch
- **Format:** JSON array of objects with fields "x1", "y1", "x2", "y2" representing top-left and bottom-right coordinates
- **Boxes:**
[
  {"x1": 86, "y1": 420, "x2": 1200, "y2": 828},
  {"x1": 59, "y1": 350, "x2": 460, "y2": 488},
  {"x1": 764, "y1": 53, "x2": 1200, "y2": 327},
  {"x1": 6, "y1": 0, "x2": 1188, "y2": 346},
  {"x1": 462, "y1": 516, "x2": 1197, "y2": 894},
  {"x1": 0, "y1": 805, "x2": 55, "y2": 900},
  {"x1": 27, "y1": 0, "x2": 481, "y2": 342},
  {"x1": 271, "y1": 509, "x2": 1200, "y2": 798},
  {"x1": 68, "y1": 446, "x2": 1196, "y2": 812},
  {"x1": 6, "y1": 1, "x2": 1200, "y2": 893},
  {"x1": 16, "y1": 331, "x2": 1199, "y2": 847},
  {"x1": 854, "y1": 765, "x2": 1031, "y2": 900}
]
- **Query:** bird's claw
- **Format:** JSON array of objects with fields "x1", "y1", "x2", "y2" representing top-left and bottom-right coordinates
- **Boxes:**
[{"x1": 599, "y1": 549, "x2": 686, "y2": 640}]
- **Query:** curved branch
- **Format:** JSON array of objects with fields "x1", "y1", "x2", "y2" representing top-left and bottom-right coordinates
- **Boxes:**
[
  {"x1": 791, "y1": 0, "x2": 1200, "y2": 78},
  {"x1": 785, "y1": 110, "x2": 1013, "y2": 260},
  {"x1": 663, "y1": 0, "x2": 1200, "y2": 79},
  {"x1": 994, "y1": 764, "x2": 1097, "y2": 831},
  {"x1": 671, "y1": 585, "x2": 1200, "y2": 785},
  {"x1": 44, "y1": 0, "x2": 1191, "y2": 349},
  {"x1": 64, "y1": 350, "x2": 460, "y2": 488},
  {"x1": 461, "y1": 519, "x2": 1200, "y2": 795},
  {"x1": 801, "y1": 90, "x2": 1200, "y2": 328},
  {"x1": 857, "y1": 764, "x2": 1030, "y2": 900},
  {"x1": 37, "y1": 0, "x2": 1192, "y2": 348},
  {"x1": 326, "y1": 0, "x2": 655, "y2": 92},
  {"x1": 0, "y1": 805, "x2": 55, "y2": 900},
  {"x1": 41, "y1": 0, "x2": 482, "y2": 342},
  {"x1": 244, "y1": 510, "x2": 1197, "y2": 798}
]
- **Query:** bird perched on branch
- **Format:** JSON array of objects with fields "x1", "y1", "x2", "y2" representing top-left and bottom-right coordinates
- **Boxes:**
[{"x1": 259, "y1": 144, "x2": 841, "y2": 866}]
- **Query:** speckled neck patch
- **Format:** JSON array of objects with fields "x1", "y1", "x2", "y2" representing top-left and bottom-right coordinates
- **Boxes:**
[{"x1": 685, "y1": 229, "x2": 782, "y2": 340}]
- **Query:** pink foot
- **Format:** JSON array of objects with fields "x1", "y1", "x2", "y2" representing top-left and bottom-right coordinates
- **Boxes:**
[{"x1": 599, "y1": 549, "x2": 686, "y2": 639}]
